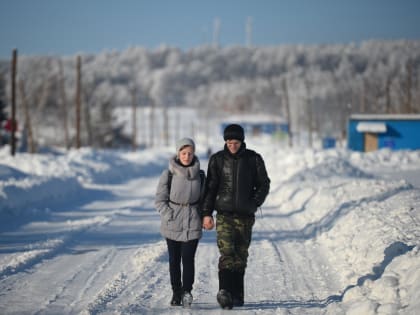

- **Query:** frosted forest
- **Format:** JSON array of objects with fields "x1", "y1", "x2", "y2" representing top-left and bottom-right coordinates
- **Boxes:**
[{"x1": 0, "y1": 39, "x2": 419, "y2": 150}]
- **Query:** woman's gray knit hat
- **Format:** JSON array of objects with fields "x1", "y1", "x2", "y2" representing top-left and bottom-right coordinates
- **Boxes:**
[{"x1": 176, "y1": 137, "x2": 195, "y2": 154}]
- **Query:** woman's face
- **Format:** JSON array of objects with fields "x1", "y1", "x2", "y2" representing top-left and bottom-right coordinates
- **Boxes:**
[
  {"x1": 178, "y1": 145, "x2": 194, "y2": 166},
  {"x1": 226, "y1": 139, "x2": 241, "y2": 154}
]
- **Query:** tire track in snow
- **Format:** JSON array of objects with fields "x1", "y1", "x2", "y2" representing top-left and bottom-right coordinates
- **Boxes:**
[
  {"x1": 122, "y1": 234, "x2": 223, "y2": 314},
  {"x1": 67, "y1": 248, "x2": 119, "y2": 313},
  {"x1": 31, "y1": 248, "x2": 117, "y2": 315},
  {"x1": 0, "y1": 209, "x2": 136, "y2": 315},
  {"x1": 0, "y1": 216, "x2": 111, "y2": 280},
  {"x1": 81, "y1": 241, "x2": 167, "y2": 315},
  {"x1": 249, "y1": 224, "x2": 340, "y2": 313},
  {"x1": 123, "y1": 259, "x2": 169, "y2": 314},
  {"x1": 191, "y1": 234, "x2": 221, "y2": 311},
  {"x1": 246, "y1": 182, "x2": 341, "y2": 313},
  {"x1": 0, "y1": 238, "x2": 66, "y2": 279}
]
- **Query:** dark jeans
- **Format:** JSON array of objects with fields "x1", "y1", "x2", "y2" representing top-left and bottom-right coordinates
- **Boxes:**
[{"x1": 166, "y1": 238, "x2": 199, "y2": 292}]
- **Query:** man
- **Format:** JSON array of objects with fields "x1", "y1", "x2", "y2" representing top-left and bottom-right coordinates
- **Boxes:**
[{"x1": 202, "y1": 123, "x2": 270, "y2": 309}]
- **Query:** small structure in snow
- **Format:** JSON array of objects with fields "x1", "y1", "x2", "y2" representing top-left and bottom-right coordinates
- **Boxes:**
[{"x1": 347, "y1": 114, "x2": 420, "y2": 152}]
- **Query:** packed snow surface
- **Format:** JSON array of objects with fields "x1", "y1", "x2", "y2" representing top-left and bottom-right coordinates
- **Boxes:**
[{"x1": 1, "y1": 139, "x2": 419, "y2": 315}]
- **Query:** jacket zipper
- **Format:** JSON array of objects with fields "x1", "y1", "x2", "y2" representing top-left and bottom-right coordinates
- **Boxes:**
[{"x1": 233, "y1": 158, "x2": 240, "y2": 210}]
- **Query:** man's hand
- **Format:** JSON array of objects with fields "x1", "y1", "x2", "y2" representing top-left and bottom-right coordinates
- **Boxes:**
[{"x1": 202, "y1": 216, "x2": 214, "y2": 230}]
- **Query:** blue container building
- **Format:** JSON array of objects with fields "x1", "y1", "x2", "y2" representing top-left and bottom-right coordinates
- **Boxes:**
[{"x1": 347, "y1": 114, "x2": 420, "y2": 152}]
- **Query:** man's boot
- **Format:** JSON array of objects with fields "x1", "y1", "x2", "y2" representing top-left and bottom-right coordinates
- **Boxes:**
[
  {"x1": 232, "y1": 270, "x2": 245, "y2": 306},
  {"x1": 217, "y1": 269, "x2": 233, "y2": 309}
]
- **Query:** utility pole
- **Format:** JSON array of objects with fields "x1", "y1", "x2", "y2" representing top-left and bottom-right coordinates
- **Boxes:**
[
  {"x1": 75, "y1": 55, "x2": 81, "y2": 149},
  {"x1": 10, "y1": 49, "x2": 17, "y2": 156},
  {"x1": 213, "y1": 17, "x2": 220, "y2": 48},
  {"x1": 246, "y1": 17, "x2": 253, "y2": 47}
]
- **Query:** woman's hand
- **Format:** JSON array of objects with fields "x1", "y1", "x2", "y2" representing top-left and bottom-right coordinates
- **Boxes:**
[{"x1": 202, "y1": 216, "x2": 214, "y2": 230}]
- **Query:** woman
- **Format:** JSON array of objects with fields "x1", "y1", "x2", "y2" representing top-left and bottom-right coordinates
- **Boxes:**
[{"x1": 155, "y1": 137, "x2": 205, "y2": 308}]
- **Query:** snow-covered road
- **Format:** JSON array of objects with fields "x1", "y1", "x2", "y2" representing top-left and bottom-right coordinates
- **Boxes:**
[
  {"x1": 1, "y1": 145, "x2": 419, "y2": 314},
  {"x1": 0, "y1": 179, "x2": 342, "y2": 315}
]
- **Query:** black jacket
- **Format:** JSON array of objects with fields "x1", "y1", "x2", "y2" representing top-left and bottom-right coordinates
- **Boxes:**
[{"x1": 202, "y1": 143, "x2": 270, "y2": 217}]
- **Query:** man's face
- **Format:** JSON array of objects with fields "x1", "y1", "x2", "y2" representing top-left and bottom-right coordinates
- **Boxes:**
[{"x1": 226, "y1": 139, "x2": 241, "y2": 154}]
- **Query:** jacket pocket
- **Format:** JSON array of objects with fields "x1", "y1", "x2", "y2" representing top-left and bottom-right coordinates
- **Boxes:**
[
  {"x1": 167, "y1": 219, "x2": 183, "y2": 232},
  {"x1": 166, "y1": 206, "x2": 182, "y2": 231},
  {"x1": 238, "y1": 198, "x2": 257, "y2": 214}
]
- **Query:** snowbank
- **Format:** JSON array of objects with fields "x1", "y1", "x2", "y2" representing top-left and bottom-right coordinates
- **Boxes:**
[
  {"x1": 256, "y1": 144, "x2": 420, "y2": 314},
  {"x1": 0, "y1": 146, "x2": 170, "y2": 217}
]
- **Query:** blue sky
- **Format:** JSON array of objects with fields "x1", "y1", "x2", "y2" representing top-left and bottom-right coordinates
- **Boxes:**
[{"x1": 0, "y1": 0, "x2": 419, "y2": 58}]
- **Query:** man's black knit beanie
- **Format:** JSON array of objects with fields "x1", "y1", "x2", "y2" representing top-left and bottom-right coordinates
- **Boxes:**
[{"x1": 223, "y1": 124, "x2": 245, "y2": 141}]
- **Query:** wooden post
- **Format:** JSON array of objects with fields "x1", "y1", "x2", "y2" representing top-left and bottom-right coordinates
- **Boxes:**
[
  {"x1": 149, "y1": 99, "x2": 155, "y2": 147},
  {"x1": 83, "y1": 89, "x2": 92, "y2": 146},
  {"x1": 282, "y1": 78, "x2": 292, "y2": 148},
  {"x1": 75, "y1": 55, "x2": 81, "y2": 149},
  {"x1": 131, "y1": 87, "x2": 137, "y2": 151},
  {"x1": 18, "y1": 80, "x2": 35, "y2": 153},
  {"x1": 58, "y1": 59, "x2": 70, "y2": 149},
  {"x1": 10, "y1": 49, "x2": 17, "y2": 156}
]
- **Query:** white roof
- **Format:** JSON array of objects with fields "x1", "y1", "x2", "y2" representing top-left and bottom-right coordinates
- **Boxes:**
[
  {"x1": 356, "y1": 122, "x2": 387, "y2": 133},
  {"x1": 222, "y1": 114, "x2": 286, "y2": 124},
  {"x1": 351, "y1": 114, "x2": 420, "y2": 121}
]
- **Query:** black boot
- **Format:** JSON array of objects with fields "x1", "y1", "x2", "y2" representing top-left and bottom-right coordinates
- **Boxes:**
[
  {"x1": 232, "y1": 270, "x2": 245, "y2": 307},
  {"x1": 170, "y1": 287, "x2": 182, "y2": 306},
  {"x1": 217, "y1": 269, "x2": 233, "y2": 309}
]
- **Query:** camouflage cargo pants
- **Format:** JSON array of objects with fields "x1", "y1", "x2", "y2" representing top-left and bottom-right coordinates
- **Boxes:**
[{"x1": 216, "y1": 213, "x2": 255, "y2": 271}]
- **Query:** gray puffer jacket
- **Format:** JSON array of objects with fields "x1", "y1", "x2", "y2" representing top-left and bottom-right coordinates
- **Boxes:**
[{"x1": 155, "y1": 156, "x2": 204, "y2": 242}]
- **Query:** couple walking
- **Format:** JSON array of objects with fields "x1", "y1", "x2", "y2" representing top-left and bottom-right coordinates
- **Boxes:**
[{"x1": 155, "y1": 124, "x2": 271, "y2": 309}]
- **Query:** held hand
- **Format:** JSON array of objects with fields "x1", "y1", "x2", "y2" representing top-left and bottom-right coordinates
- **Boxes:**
[{"x1": 202, "y1": 216, "x2": 214, "y2": 230}]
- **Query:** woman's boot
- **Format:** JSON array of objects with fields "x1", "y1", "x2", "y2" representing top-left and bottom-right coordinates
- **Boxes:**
[{"x1": 170, "y1": 287, "x2": 183, "y2": 306}]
